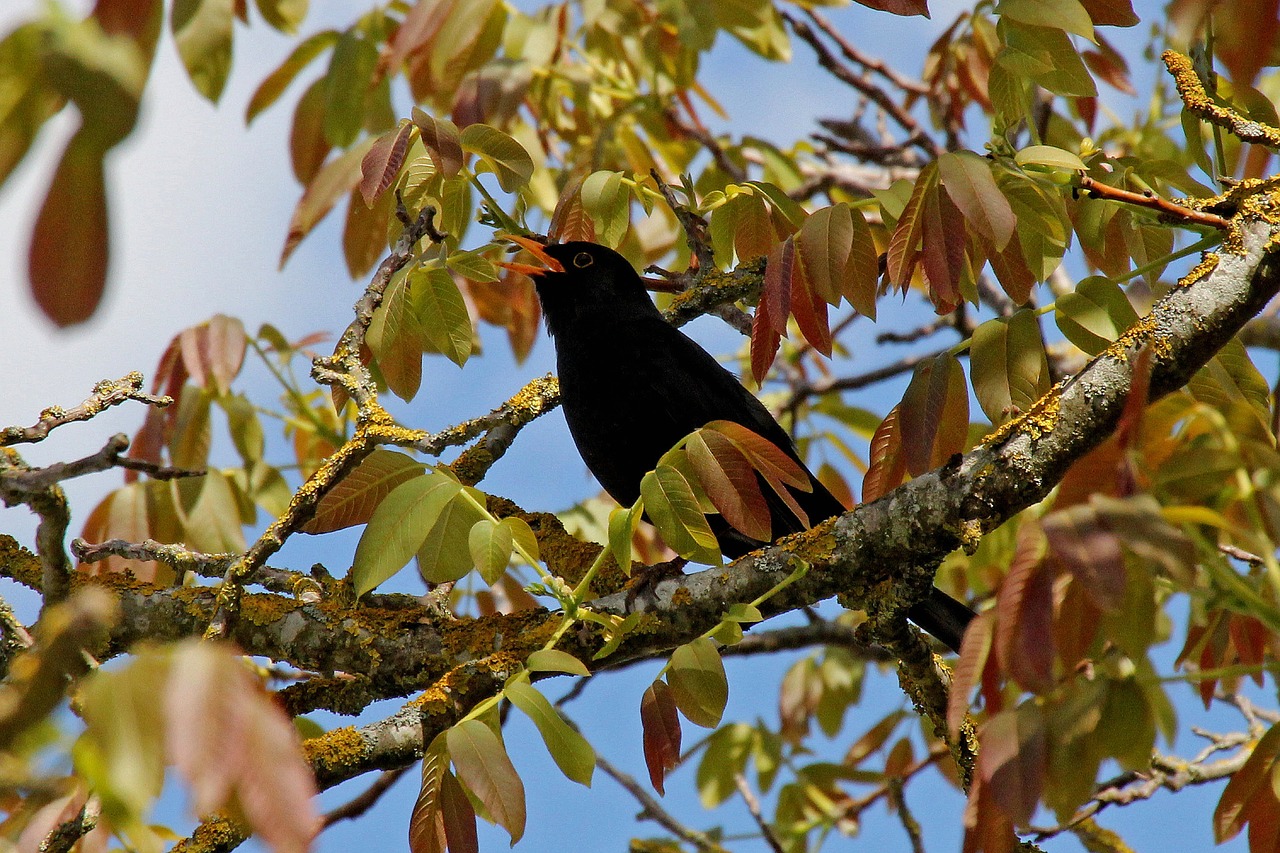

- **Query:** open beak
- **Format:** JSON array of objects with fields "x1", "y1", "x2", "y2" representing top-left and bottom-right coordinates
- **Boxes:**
[{"x1": 496, "y1": 233, "x2": 565, "y2": 276}]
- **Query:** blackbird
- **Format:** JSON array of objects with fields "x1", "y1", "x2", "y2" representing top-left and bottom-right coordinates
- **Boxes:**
[{"x1": 502, "y1": 236, "x2": 974, "y2": 652}]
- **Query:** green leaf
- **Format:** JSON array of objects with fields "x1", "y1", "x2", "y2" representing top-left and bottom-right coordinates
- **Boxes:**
[
  {"x1": 351, "y1": 472, "x2": 458, "y2": 595},
  {"x1": 971, "y1": 310, "x2": 1050, "y2": 425},
  {"x1": 640, "y1": 465, "x2": 721, "y2": 565},
  {"x1": 607, "y1": 504, "x2": 640, "y2": 575},
  {"x1": 324, "y1": 28, "x2": 377, "y2": 148},
  {"x1": 667, "y1": 638, "x2": 728, "y2": 728},
  {"x1": 410, "y1": 266, "x2": 473, "y2": 367},
  {"x1": 446, "y1": 249, "x2": 500, "y2": 282},
  {"x1": 416, "y1": 484, "x2": 488, "y2": 584},
  {"x1": 580, "y1": 170, "x2": 629, "y2": 247},
  {"x1": 468, "y1": 518, "x2": 513, "y2": 585},
  {"x1": 695, "y1": 722, "x2": 753, "y2": 808},
  {"x1": 938, "y1": 151, "x2": 1015, "y2": 251},
  {"x1": 460, "y1": 123, "x2": 533, "y2": 192},
  {"x1": 999, "y1": 21, "x2": 1097, "y2": 97},
  {"x1": 447, "y1": 719, "x2": 526, "y2": 844},
  {"x1": 246, "y1": 30, "x2": 338, "y2": 123},
  {"x1": 171, "y1": 0, "x2": 233, "y2": 102},
  {"x1": 368, "y1": 267, "x2": 424, "y2": 400},
  {"x1": 1054, "y1": 275, "x2": 1139, "y2": 355},
  {"x1": 527, "y1": 649, "x2": 590, "y2": 677},
  {"x1": 254, "y1": 0, "x2": 307, "y2": 34},
  {"x1": 499, "y1": 515, "x2": 539, "y2": 565},
  {"x1": 996, "y1": 0, "x2": 1095, "y2": 42},
  {"x1": 504, "y1": 680, "x2": 595, "y2": 786},
  {"x1": 1015, "y1": 144, "x2": 1087, "y2": 172}
]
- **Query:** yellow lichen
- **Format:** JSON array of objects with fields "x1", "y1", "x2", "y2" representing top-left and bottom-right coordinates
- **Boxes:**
[{"x1": 302, "y1": 726, "x2": 367, "y2": 776}]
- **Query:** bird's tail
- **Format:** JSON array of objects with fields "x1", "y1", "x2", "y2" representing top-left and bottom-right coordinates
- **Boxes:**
[{"x1": 907, "y1": 588, "x2": 976, "y2": 654}]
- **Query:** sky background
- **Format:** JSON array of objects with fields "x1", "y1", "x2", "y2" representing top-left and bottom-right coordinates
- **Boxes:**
[{"x1": 0, "y1": 1, "x2": 1255, "y2": 851}]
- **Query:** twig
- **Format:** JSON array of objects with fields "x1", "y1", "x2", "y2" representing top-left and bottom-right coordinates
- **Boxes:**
[
  {"x1": 1077, "y1": 176, "x2": 1230, "y2": 231},
  {"x1": 595, "y1": 754, "x2": 728, "y2": 853},
  {"x1": 886, "y1": 778, "x2": 925, "y2": 853},
  {"x1": 650, "y1": 170, "x2": 716, "y2": 274},
  {"x1": 806, "y1": 9, "x2": 930, "y2": 96},
  {"x1": 1, "y1": 434, "x2": 201, "y2": 494},
  {"x1": 1, "y1": 372, "x2": 172, "y2": 447},
  {"x1": 780, "y1": 346, "x2": 950, "y2": 415},
  {"x1": 41, "y1": 797, "x2": 101, "y2": 853},
  {"x1": 719, "y1": 620, "x2": 893, "y2": 663},
  {"x1": 71, "y1": 538, "x2": 308, "y2": 596},
  {"x1": 735, "y1": 774, "x2": 785, "y2": 853},
  {"x1": 320, "y1": 766, "x2": 412, "y2": 828},
  {"x1": 663, "y1": 108, "x2": 748, "y2": 182},
  {"x1": 783, "y1": 12, "x2": 940, "y2": 160}
]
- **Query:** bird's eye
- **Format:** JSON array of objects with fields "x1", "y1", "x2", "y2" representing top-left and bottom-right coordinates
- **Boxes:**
[{"x1": 573, "y1": 252, "x2": 594, "y2": 268}]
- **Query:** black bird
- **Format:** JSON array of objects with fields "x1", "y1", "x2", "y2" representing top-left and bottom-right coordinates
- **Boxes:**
[{"x1": 503, "y1": 236, "x2": 974, "y2": 652}]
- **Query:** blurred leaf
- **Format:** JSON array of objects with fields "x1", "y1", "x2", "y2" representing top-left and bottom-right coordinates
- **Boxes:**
[
  {"x1": 324, "y1": 28, "x2": 377, "y2": 148},
  {"x1": 1215, "y1": 721, "x2": 1280, "y2": 842},
  {"x1": 171, "y1": 0, "x2": 233, "y2": 102},
  {"x1": 978, "y1": 703, "x2": 1047, "y2": 826},
  {"x1": 504, "y1": 680, "x2": 594, "y2": 786},
  {"x1": 1043, "y1": 504, "x2": 1125, "y2": 612},
  {"x1": 246, "y1": 30, "x2": 337, "y2": 123},
  {"x1": 580, "y1": 170, "x2": 629, "y2": 247},
  {"x1": 254, "y1": 0, "x2": 307, "y2": 33},
  {"x1": 28, "y1": 133, "x2": 109, "y2": 327},
  {"x1": 995, "y1": 523, "x2": 1055, "y2": 693},
  {"x1": 996, "y1": 0, "x2": 1095, "y2": 42},
  {"x1": 667, "y1": 638, "x2": 728, "y2": 728},
  {"x1": 447, "y1": 719, "x2": 525, "y2": 844},
  {"x1": 166, "y1": 641, "x2": 318, "y2": 852},
  {"x1": 281, "y1": 139, "x2": 373, "y2": 266},
  {"x1": 179, "y1": 314, "x2": 247, "y2": 394},
  {"x1": 344, "y1": 183, "x2": 394, "y2": 277}
]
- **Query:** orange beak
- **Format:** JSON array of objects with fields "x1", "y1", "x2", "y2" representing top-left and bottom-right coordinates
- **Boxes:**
[{"x1": 496, "y1": 233, "x2": 565, "y2": 276}]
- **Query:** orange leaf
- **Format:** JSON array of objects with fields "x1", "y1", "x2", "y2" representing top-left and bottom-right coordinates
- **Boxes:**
[
  {"x1": 762, "y1": 237, "x2": 794, "y2": 337},
  {"x1": 303, "y1": 448, "x2": 426, "y2": 534},
  {"x1": 29, "y1": 133, "x2": 109, "y2": 327},
  {"x1": 863, "y1": 406, "x2": 907, "y2": 502},
  {"x1": 179, "y1": 314, "x2": 248, "y2": 394},
  {"x1": 281, "y1": 139, "x2": 373, "y2": 268},
  {"x1": 641, "y1": 681, "x2": 681, "y2": 795},
  {"x1": 920, "y1": 183, "x2": 967, "y2": 314},
  {"x1": 948, "y1": 611, "x2": 994, "y2": 740},
  {"x1": 548, "y1": 174, "x2": 596, "y2": 243},
  {"x1": 749, "y1": 292, "x2": 782, "y2": 384},
  {"x1": 1215, "y1": 721, "x2": 1280, "y2": 842},
  {"x1": 885, "y1": 162, "x2": 936, "y2": 287}
]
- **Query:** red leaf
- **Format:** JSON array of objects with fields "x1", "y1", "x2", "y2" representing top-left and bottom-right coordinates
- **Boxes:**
[
  {"x1": 1043, "y1": 505, "x2": 1125, "y2": 612},
  {"x1": 785, "y1": 241, "x2": 832, "y2": 357},
  {"x1": 1079, "y1": 0, "x2": 1139, "y2": 27},
  {"x1": 1214, "y1": 721, "x2": 1280, "y2": 842},
  {"x1": 853, "y1": 0, "x2": 929, "y2": 16},
  {"x1": 548, "y1": 174, "x2": 595, "y2": 243},
  {"x1": 360, "y1": 121, "x2": 413, "y2": 207},
  {"x1": 898, "y1": 353, "x2": 969, "y2": 476},
  {"x1": 995, "y1": 524, "x2": 1055, "y2": 694},
  {"x1": 179, "y1": 314, "x2": 248, "y2": 394},
  {"x1": 166, "y1": 642, "x2": 319, "y2": 853},
  {"x1": 29, "y1": 133, "x2": 109, "y2": 327},
  {"x1": 920, "y1": 184, "x2": 967, "y2": 314},
  {"x1": 862, "y1": 406, "x2": 907, "y2": 502},
  {"x1": 687, "y1": 429, "x2": 772, "y2": 542},
  {"x1": 762, "y1": 238, "x2": 794, "y2": 337},
  {"x1": 303, "y1": 448, "x2": 426, "y2": 534},
  {"x1": 749, "y1": 294, "x2": 782, "y2": 384},
  {"x1": 440, "y1": 770, "x2": 479, "y2": 853},
  {"x1": 885, "y1": 162, "x2": 936, "y2": 287},
  {"x1": 978, "y1": 705, "x2": 1046, "y2": 827},
  {"x1": 641, "y1": 681, "x2": 681, "y2": 794}
]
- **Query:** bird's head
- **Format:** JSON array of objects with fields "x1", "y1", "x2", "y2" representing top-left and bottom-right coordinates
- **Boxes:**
[{"x1": 498, "y1": 236, "x2": 663, "y2": 336}]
